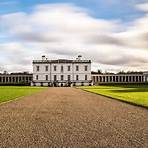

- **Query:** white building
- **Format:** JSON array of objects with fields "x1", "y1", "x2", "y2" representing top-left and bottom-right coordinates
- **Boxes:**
[
  {"x1": 31, "y1": 55, "x2": 92, "y2": 87},
  {"x1": 92, "y1": 73, "x2": 148, "y2": 85}
]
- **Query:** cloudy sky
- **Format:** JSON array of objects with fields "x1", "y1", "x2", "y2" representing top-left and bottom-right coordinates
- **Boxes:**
[{"x1": 0, "y1": 0, "x2": 148, "y2": 73}]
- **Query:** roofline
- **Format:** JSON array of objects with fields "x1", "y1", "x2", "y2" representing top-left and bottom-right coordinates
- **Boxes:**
[{"x1": 33, "y1": 59, "x2": 91, "y2": 64}]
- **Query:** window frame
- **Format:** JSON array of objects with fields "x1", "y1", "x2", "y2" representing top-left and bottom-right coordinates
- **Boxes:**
[
  {"x1": 45, "y1": 75, "x2": 48, "y2": 81},
  {"x1": 54, "y1": 65, "x2": 57, "y2": 71},
  {"x1": 76, "y1": 75, "x2": 79, "y2": 81},
  {"x1": 61, "y1": 65, "x2": 64, "y2": 72},
  {"x1": 68, "y1": 75, "x2": 71, "y2": 81},
  {"x1": 36, "y1": 75, "x2": 39, "y2": 80},
  {"x1": 68, "y1": 65, "x2": 71, "y2": 71},
  {"x1": 61, "y1": 75, "x2": 64, "y2": 81},
  {"x1": 54, "y1": 75, "x2": 57, "y2": 81},
  {"x1": 85, "y1": 65, "x2": 88, "y2": 71},
  {"x1": 45, "y1": 66, "x2": 48, "y2": 71},
  {"x1": 85, "y1": 75, "x2": 87, "y2": 80},
  {"x1": 36, "y1": 66, "x2": 40, "y2": 72},
  {"x1": 76, "y1": 65, "x2": 79, "y2": 71}
]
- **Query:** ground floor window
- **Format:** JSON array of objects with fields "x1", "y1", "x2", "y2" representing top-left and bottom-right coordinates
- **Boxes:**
[
  {"x1": 68, "y1": 75, "x2": 71, "y2": 81},
  {"x1": 85, "y1": 75, "x2": 87, "y2": 80},
  {"x1": 36, "y1": 75, "x2": 38, "y2": 80},
  {"x1": 76, "y1": 75, "x2": 79, "y2": 81},
  {"x1": 46, "y1": 75, "x2": 48, "y2": 81},
  {"x1": 54, "y1": 75, "x2": 57, "y2": 81},
  {"x1": 61, "y1": 75, "x2": 64, "y2": 81}
]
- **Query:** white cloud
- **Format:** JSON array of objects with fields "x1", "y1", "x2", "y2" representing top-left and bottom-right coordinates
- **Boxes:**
[
  {"x1": 0, "y1": 3, "x2": 148, "y2": 73},
  {"x1": 136, "y1": 2, "x2": 148, "y2": 12}
]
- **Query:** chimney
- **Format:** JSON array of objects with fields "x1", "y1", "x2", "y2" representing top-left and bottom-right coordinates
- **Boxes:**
[
  {"x1": 77, "y1": 55, "x2": 82, "y2": 60},
  {"x1": 42, "y1": 55, "x2": 46, "y2": 60}
]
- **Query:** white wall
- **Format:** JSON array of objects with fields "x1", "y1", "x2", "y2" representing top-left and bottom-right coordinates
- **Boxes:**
[{"x1": 33, "y1": 62, "x2": 91, "y2": 82}]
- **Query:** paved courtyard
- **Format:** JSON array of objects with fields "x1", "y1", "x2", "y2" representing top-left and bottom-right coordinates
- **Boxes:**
[{"x1": 0, "y1": 88, "x2": 147, "y2": 148}]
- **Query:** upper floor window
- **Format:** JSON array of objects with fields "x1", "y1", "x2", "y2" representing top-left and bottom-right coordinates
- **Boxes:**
[
  {"x1": 76, "y1": 75, "x2": 79, "y2": 80},
  {"x1": 54, "y1": 65, "x2": 57, "y2": 71},
  {"x1": 36, "y1": 66, "x2": 40, "y2": 71},
  {"x1": 85, "y1": 75, "x2": 87, "y2": 80},
  {"x1": 76, "y1": 65, "x2": 79, "y2": 71},
  {"x1": 45, "y1": 66, "x2": 48, "y2": 71},
  {"x1": 61, "y1": 65, "x2": 64, "y2": 72},
  {"x1": 68, "y1": 65, "x2": 71, "y2": 71},
  {"x1": 36, "y1": 75, "x2": 38, "y2": 80},
  {"x1": 85, "y1": 65, "x2": 88, "y2": 71},
  {"x1": 61, "y1": 75, "x2": 64, "y2": 81},
  {"x1": 45, "y1": 75, "x2": 48, "y2": 81}
]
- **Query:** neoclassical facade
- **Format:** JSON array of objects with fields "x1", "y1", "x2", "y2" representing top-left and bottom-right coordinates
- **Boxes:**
[
  {"x1": 0, "y1": 73, "x2": 32, "y2": 85},
  {"x1": 92, "y1": 72, "x2": 148, "y2": 85},
  {"x1": 31, "y1": 56, "x2": 92, "y2": 86}
]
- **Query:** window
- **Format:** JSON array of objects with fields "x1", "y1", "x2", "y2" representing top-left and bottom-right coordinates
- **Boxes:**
[
  {"x1": 68, "y1": 75, "x2": 71, "y2": 81},
  {"x1": 85, "y1": 75, "x2": 87, "y2": 80},
  {"x1": 85, "y1": 65, "x2": 88, "y2": 71},
  {"x1": 54, "y1": 75, "x2": 57, "y2": 81},
  {"x1": 76, "y1": 65, "x2": 79, "y2": 71},
  {"x1": 54, "y1": 65, "x2": 57, "y2": 71},
  {"x1": 76, "y1": 75, "x2": 79, "y2": 80},
  {"x1": 61, "y1": 75, "x2": 64, "y2": 81},
  {"x1": 45, "y1": 75, "x2": 48, "y2": 81},
  {"x1": 45, "y1": 66, "x2": 48, "y2": 71},
  {"x1": 36, "y1": 75, "x2": 38, "y2": 80},
  {"x1": 68, "y1": 65, "x2": 71, "y2": 71},
  {"x1": 36, "y1": 66, "x2": 40, "y2": 71},
  {"x1": 61, "y1": 65, "x2": 64, "y2": 72}
]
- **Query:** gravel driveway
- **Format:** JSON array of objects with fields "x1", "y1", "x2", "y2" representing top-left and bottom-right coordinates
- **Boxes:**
[{"x1": 0, "y1": 87, "x2": 147, "y2": 148}]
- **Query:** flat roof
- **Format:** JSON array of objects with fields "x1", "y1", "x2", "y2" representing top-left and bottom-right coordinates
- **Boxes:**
[
  {"x1": 91, "y1": 73, "x2": 145, "y2": 76},
  {"x1": 33, "y1": 59, "x2": 91, "y2": 64},
  {"x1": 0, "y1": 74, "x2": 32, "y2": 76}
]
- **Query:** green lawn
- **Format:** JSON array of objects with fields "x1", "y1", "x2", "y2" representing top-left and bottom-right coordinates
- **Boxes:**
[
  {"x1": 79, "y1": 85, "x2": 148, "y2": 107},
  {"x1": 0, "y1": 86, "x2": 46, "y2": 103}
]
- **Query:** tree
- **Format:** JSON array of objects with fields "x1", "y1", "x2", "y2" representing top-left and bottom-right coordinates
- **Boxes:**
[{"x1": 97, "y1": 69, "x2": 102, "y2": 74}]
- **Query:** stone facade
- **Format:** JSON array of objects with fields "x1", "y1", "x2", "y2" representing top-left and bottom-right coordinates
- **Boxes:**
[
  {"x1": 0, "y1": 73, "x2": 32, "y2": 85},
  {"x1": 32, "y1": 56, "x2": 92, "y2": 87},
  {"x1": 92, "y1": 73, "x2": 148, "y2": 85}
]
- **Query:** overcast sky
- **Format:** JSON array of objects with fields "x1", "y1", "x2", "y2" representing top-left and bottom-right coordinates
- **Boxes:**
[{"x1": 0, "y1": 0, "x2": 148, "y2": 73}]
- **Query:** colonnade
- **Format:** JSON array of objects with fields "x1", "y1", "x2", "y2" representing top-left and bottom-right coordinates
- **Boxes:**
[
  {"x1": 92, "y1": 74, "x2": 148, "y2": 84},
  {"x1": 0, "y1": 74, "x2": 32, "y2": 84}
]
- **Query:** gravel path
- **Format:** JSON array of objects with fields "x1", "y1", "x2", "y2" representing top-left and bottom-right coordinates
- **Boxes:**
[{"x1": 0, "y1": 87, "x2": 147, "y2": 148}]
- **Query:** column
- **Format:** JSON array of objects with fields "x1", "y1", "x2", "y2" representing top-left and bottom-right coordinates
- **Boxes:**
[
  {"x1": 131, "y1": 76, "x2": 133, "y2": 83},
  {"x1": 117, "y1": 76, "x2": 119, "y2": 82},
  {"x1": 94, "y1": 76, "x2": 96, "y2": 83},
  {"x1": 142, "y1": 76, "x2": 144, "y2": 82},
  {"x1": 104, "y1": 76, "x2": 106, "y2": 83},
  {"x1": 137, "y1": 76, "x2": 139, "y2": 82},
  {"x1": 93, "y1": 76, "x2": 95, "y2": 83},
  {"x1": 128, "y1": 76, "x2": 130, "y2": 83},
  {"x1": 98, "y1": 76, "x2": 100, "y2": 82}
]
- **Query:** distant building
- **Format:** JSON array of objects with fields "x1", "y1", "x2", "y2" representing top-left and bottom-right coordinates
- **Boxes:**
[
  {"x1": 31, "y1": 55, "x2": 92, "y2": 86},
  {"x1": 0, "y1": 56, "x2": 147, "y2": 86},
  {"x1": 92, "y1": 72, "x2": 148, "y2": 85},
  {"x1": 0, "y1": 72, "x2": 32, "y2": 85}
]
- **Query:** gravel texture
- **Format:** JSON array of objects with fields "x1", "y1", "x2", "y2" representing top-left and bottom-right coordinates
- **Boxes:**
[{"x1": 0, "y1": 87, "x2": 147, "y2": 148}]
